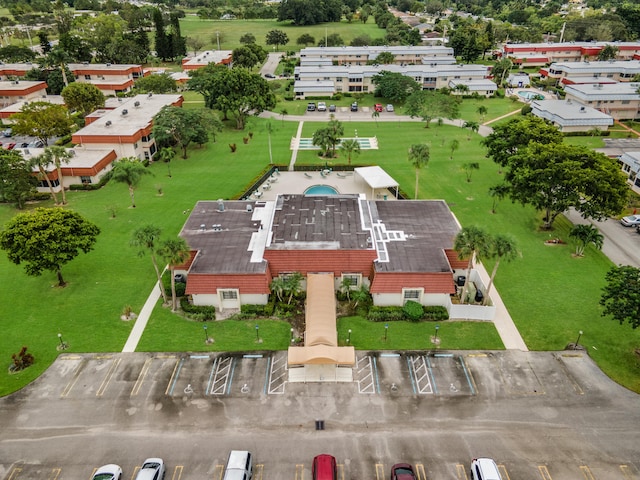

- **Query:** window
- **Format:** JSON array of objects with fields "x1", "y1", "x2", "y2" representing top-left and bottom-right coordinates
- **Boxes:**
[
  {"x1": 84, "y1": 75, "x2": 91, "y2": 80},
  {"x1": 336, "y1": 77, "x2": 343, "y2": 82},
  {"x1": 403, "y1": 288, "x2": 423, "y2": 302},
  {"x1": 341, "y1": 274, "x2": 361, "y2": 289},
  {"x1": 221, "y1": 290, "x2": 238, "y2": 300},
  {"x1": 134, "y1": 142, "x2": 139, "y2": 149},
  {"x1": 80, "y1": 176, "x2": 92, "y2": 184}
]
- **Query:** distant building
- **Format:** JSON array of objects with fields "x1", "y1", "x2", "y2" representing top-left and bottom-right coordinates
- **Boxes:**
[
  {"x1": 506, "y1": 73, "x2": 531, "y2": 88},
  {"x1": 563, "y1": 82, "x2": 640, "y2": 120},
  {"x1": 448, "y1": 79, "x2": 497, "y2": 97},
  {"x1": 0, "y1": 80, "x2": 48, "y2": 107},
  {"x1": 72, "y1": 94, "x2": 184, "y2": 161},
  {"x1": 540, "y1": 60, "x2": 640, "y2": 86},
  {"x1": 501, "y1": 42, "x2": 640, "y2": 66},
  {"x1": 619, "y1": 151, "x2": 640, "y2": 189},
  {"x1": 0, "y1": 95, "x2": 64, "y2": 121},
  {"x1": 68, "y1": 63, "x2": 147, "y2": 96},
  {"x1": 299, "y1": 46, "x2": 455, "y2": 67},
  {"x1": 181, "y1": 50, "x2": 233, "y2": 71},
  {"x1": 530, "y1": 100, "x2": 614, "y2": 132}
]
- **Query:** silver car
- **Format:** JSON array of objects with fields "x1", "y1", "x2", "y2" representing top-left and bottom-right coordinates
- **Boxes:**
[
  {"x1": 136, "y1": 458, "x2": 165, "y2": 480},
  {"x1": 620, "y1": 214, "x2": 640, "y2": 227}
]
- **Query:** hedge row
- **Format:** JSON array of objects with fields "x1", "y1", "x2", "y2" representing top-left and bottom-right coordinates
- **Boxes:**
[
  {"x1": 367, "y1": 303, "x2": 449, "y2": 322},
  {"x1": 180, "y1": 297, "x2": 216, "y2": 321}
]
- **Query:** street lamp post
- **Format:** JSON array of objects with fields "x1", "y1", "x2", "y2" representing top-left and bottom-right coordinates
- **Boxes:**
[
  {"x1": 290, "y1": 328, "x2": 294, "y2": 343},
  {"x1": 255, "y1": 324, "x2": 260, "y2": 342},
  {"x1": 347, "y1": 329, "x2": 352, "y2": 344},
  {"x1": 384, "y1": 323, "x2": 388, "y2": 342},
  {"x1": 435, "y1": 324, "x2": 440, "y2": 342},
  {"x1": 203, "y1": 324, "x2": 208, "y2": 342},
  {"x1": 574, "y1": 330, "x2": 583, "y2": 349},
  {"x1": 57, "y1": 333, "x2": 68, "y2": 350}
]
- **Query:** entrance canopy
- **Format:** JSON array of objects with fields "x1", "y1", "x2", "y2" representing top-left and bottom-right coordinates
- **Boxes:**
[{"x1": 354, "y1": 166, "x2": 399, "y2": 199}]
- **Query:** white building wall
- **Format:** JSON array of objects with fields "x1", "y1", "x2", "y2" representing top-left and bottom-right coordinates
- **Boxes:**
[{"x1": 192, "y1": 294, "x2": 219, "y2": 307}]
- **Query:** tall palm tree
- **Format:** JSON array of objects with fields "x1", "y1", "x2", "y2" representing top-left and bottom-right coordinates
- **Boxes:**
[
  {"x1": 454, "y1": 225, "x2": 492, "y2": 304},
  {"x1": 284, "y1": 272, "x2": 303, "y2": 305},
  {"x1": 449, "y1": 139, "x2": 459, "y2": 160},
  {"x1": 269, "y1": 277, "x2": 285, "y2": 303},
  {"x1": 462, "y1": 162, "x2": 480, "y2": 182},
  {"x1": 477, "y1": 105, "x2": 488, "y2": 122},
  {"x1": 29, "y1": 153, "x2": 58, "y2": 204},
  {"x1": 463, "y1": 120, "x2": 480, "y2": 139},
  {"x1": 408, "y1": 143, "x2": 430, "y2": 199},
  {"x1": 131, "y1": 225, "x2": 169, "y2": 304},
  {"x1": 483, "y1": 234, "x2": 519, "y2": 306},
  {"x1": 339, "y1": 139, "x2": 360, "y2": 165},
  {"x1": 157, "y1": 237, "x2": 191, "y2": 312},
  {"x1": 42, "y1": 146, "x2": 71, "y2": 205},
  {"x1": 157, "y1": 147, "x2": 176, "y2": 177},
  {"x1": 105, "y1": 157, "x2": 153, "y2": 208},
  {"x1": 569, "y1": 224, "x2": 604, "y2": 257},
  {"x1": 489, "y1": 184, "x2": 509, "y2": 214}
]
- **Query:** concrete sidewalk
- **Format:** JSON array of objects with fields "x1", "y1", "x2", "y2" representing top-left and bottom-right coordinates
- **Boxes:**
[{"x1": 122, "y1": 281, "x2": 162, "y2": 353}]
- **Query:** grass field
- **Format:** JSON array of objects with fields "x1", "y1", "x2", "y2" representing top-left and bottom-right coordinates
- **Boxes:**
[
  {"x1": 1, "y1": 95, "x2": 639, "y2": 396},
  {"x1": 179, "y1": 17, "x2": 385, "y2": 52}
]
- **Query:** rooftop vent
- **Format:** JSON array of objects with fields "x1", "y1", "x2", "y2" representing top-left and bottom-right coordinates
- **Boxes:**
[
  {"x1": 200, "y1": 224, "x2": 206, "y2": 231},
  {"x1": 121, "y1": 109, "x2": 128, "y2": 115},
  {"x1": 246, "y1": 204, "x2": 253, "y2": 213},
  {"x1": 217, "y1": 199, "x2": 225, "y2": 212},
  {"x1": 134, "y1": 101, "x2": 140, "y2": 107},
  {"x1": 105, "y1": 120, "x2": 112, "y2": 126},
  {"x1": 580, "y1": 106, "x2": 585, "y2": 112},
  {"x1": 212, "y1": 224, "x2": 222, "y2": 231},
  {"x1": 106, "y1": 63, "x2": 111, "y2": 67}
]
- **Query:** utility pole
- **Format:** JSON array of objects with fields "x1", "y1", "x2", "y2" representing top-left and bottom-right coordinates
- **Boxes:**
[
  {"x1": 216, "y1": 31, "x2": 220, "y2": 50},
  {"x1": 559, "y1": 22, "x2": 566, "y2": 43}
]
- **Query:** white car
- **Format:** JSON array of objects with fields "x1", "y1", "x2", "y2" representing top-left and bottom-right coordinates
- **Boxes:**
[
  {"x1": 620, "y1": 214, "x2": 640, "y2": 227},
  {"x1": 386, "y1": 104, "x2": 394, "y2": 112},
  {"x1": 470, "y1": 458, "x2": 502, "y2": 480},
  {"x1": 136, "y1": 458, "x2": 166, "y2": 480},
  {"x1": 92, "y1": 465, "x2": 122, "y2": 480},
  {"x1": 317, "y1": 102, "x2": 327, "y2": 112}
]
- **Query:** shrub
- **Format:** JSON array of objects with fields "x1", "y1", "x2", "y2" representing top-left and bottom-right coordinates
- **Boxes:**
[
  {"x1": 367, "y1": 306, "x2": 404, "y2": 322},
  {"x1": 180, "y1": 297, "x2": 216, "y2": 320},
  {"x1": 423, "y1": 306, "x2": 449, "y2": 321},
  {"x1": 240, "y1": 303, "x2": 274, "y2": 316},
  {"x1": 11, "y1": 346, "x2": 34, "y2": 372},
  {"x1": 229, "y1": 143, "x2": 237, "y2": 152},
  {"x1": 403, "y1": 300, "x2": 423, "y2": 321}
]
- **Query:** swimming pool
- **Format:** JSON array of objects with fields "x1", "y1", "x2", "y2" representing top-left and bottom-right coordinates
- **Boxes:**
[
  {"x1": 304, "y1": 185, "x2": 339, "y2": 195},
  {"x1": 517, "y1": 90, "x2": 544, "y2": 100}
]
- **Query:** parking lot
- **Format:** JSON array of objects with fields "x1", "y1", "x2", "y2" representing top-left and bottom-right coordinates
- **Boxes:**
[{"x1": 1, "y1": 350, "x2": 639, "y2": 480}]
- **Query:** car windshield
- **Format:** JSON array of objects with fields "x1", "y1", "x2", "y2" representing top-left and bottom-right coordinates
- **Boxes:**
[
  {"x1": 395, "y1": 468, "x2": 413, "y2": 476},
  {"x1": 94, "y1": 474, "x2": 114, "y2": 480},
  {"x1": 142, "y1": 463, "x2": 160, "y2": 469}
]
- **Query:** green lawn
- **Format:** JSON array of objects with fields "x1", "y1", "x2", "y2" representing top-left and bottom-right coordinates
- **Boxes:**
[
  {"x1": 1, "y1": 96, "x2": 639, "y2": 396},
  {"x1": 179, "y1": 17, "x2": 385, "y2": 52}
]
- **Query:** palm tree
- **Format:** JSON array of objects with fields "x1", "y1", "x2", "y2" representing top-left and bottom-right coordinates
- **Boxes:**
[
  {"x1": 157, "y1": 147, "x2": 176, "y2": 177},
  {"x1": 569, "y1": 224, "x2": 604, "y2": 257},
  {"x1": 463, "y1": 120, "x2": 480, "y2": 139},
  {"x1": 284, "y1": 272, "x2": 303, "y2": 305},
  {"x1": 408, "y1": 143, "x2": 430, "y2": 199},
  {"x1": 157, "y1": 237, "x2": 191, "y2": 312},
  {"x1": 42, "y1": 146, "x2": 71, "y2": 204},
  {"x1": 483, "y1": 234, "x2": 519, "y2": 306},
  {"x1": 29, "y1": 153, "x2": 58, "y2": 204},
  {"x1": 340, "y1": 277, "x2": 353, "y2": 302},
  {"x1": 280, "y1": 108, "x2": 288, "y2": 125},
  {"x1": 44, "y1": 48, "x2": 72, "y2": 88},
  {"x1": 105, "y1": 157, "x2": 153, "y2": 208},
  {"x1": 312, "y1": 128, "x2": 333, "y2": 157},
  {"x1": 454, "y1": 225, "x2": 491, "y2": 304},
  {"x1": 327, "y1": 115, "x2": 344, "y2": 158},
  {"x1": 449, "y1": 139, "x2": 460, "y2": 160},
  {"x1": 462, "y1": 162, "x2": 480, "y2": 182},
  {"x1": 131, "y1": 225, "x2": 169, "y2": 304},
  {"x1": 477, "y1": 105, "x2": 488, "y2": 122},
  {"x1": 270, "y1": 277, "x2": 286, "y2": 303},
  {"x1": 488, "y1": 184, "x2": 509, "y2": 214},
  {"x1": 371, "y1": 109, "x2": 379, "y2": 125},
  {"x1": 339, "y1": 139, "x2": 360, "y2": 165}
]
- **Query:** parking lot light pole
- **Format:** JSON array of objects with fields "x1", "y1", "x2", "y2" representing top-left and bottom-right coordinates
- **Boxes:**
[
  {"x1": 575, "y1": 330, "x2": 583, "y2": 349},
  {"x1": 384, "y1": 323, "x2": 388, "y2": 342}
]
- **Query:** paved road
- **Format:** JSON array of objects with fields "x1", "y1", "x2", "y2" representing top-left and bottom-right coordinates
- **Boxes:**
[{"x1": 1, "y1": 350, "x2": 638, "y2": 480}]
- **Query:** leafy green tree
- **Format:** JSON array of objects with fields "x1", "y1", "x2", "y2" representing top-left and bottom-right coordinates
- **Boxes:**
[
  {"x1": 569, "y1": 224, "x2": 603, "y2": 257},
  {"x1": 0, "y1": 45, "x2": 36, "y2": 62},
  {"x1": 61, "y1": 83, "x2": 105, "y2": 118},
  {"x1": 240, "y1": 33, "x2": 256, "y2": 45},
  {"x1": 186, "y1": 36, "x2": 204, "y2": 55},
  {"x1": 449, "y1": 139, "x2": 459, "y2": 160},
  {"x1": 157, "y1": 237, "x2": 191, "y2": 312},
  {"x1": 462, "y1": 162, "x2": 480, "y2": 182},
  {"x1": 340, "y1": 139, "x2": 360, "y2": 165},
  {"x1": 10, "y1": 102, "x2": 74, "y2": 147},
  {"x1": 408, "y1": 143, "x2": 430, "y2": 199},
  {"x1": 319, "y1": 33, "x2": 343, "y2": 47},
  {"x1": 371, "y1": 70, "x2": 420, "y2": 103},
  {"x1": 158, "y1": 147, "x2": 176, "y2": 177},
  {"x1": 232, "y1": 45, "x2": 262, "y2": 69},
  {"x1": 463, "y1": 120, "x2": 480, "y2": 139},
  {"x1": 41, "y1": 146, "x2": 72, "y2": 205},
  {"x1": 188, "y1": 65, "x2": 276, "y2": 129},
  {"x1": 104, "y1": 157, "x2": 153, "y2": 208},
  {"x1": 270, "y1": 276, "x2": 285, "y2": 302},
  {"x1": 405, "y1": 90, "x2": 461, "y2": 128},
  {"x1": 265, "y1": 29, "x2": 288, "y2": 51},
  {"x1": 0, "y1": 207, "x2": 100, "y2": 287},
  {"x1": 42, "y1": 47, "x2": 73, "y2": 88},
  {"x1": 296, "y1": 33, "x2": 315, "y2": 46},
  {"x1": 133, "y1": 73, "x2": 177, "y2": 94},
  {"x1": 477, "y1": 105, "x2": 488, "y2": 122},
  {"x1": 153, "y1": 106, "x2": 209, "y2": 158},
  {"x1": 482, "y1": 234, "x2": 518, "y2": 306},
  {"x1": 597, "y1": 44, "x2": 619, "y2": 61},
  {"x1": 600, "y1": 265, "x2": 640, "y2": 330},
  {"x1": 490, "y1": 58, "x2": 513, "y2": 87},
  {"x1": 375, "y1": 51, "x2": 395, "y2": 64},
  {"x1": 488, "y1": 184, "x2": 509, "y2": 214},
  {"x1": 29, "y1": 153, "x2": 58, "y2": 204},
  {"x1": 454, "y1": 225, "x2": 491, "y2": 304},
  {"x1": 350, "y1": 34, "x2": 372, "y2": 46},
  {"x1": 131, "y1": 225, "x2": 169, "y2": 304},
  {"x1": 0, "y1": 150, "x2": 37, "y2": 209}
]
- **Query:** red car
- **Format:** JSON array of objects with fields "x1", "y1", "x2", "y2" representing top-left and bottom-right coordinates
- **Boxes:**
[
  {"x1": 374, "y1": 103, "x2": 384, "y2": 112},
  {"x1": 312, "y1": 455, "x2": 337, "y2": 480},
  {"x1": 4, "y1": 142, "x2": 16, "y2": 150},
  {"x1": 390, "y1": 464, "x2": 416, "y2": 480}
]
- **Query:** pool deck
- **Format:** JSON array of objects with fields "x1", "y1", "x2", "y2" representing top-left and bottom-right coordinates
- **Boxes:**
[{"x1": 251, "y1": 171, "x2": 395, "y2": 202}]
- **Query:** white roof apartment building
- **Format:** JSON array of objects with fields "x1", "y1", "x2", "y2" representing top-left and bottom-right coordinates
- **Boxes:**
[
  {"x1": 563, "y1": 82, "x2": 640, "y2": 120},
  {"x1": 530, "y1": 99, "x2": 614, "y2": 132},
  {"x1": 299, "y1": 45, "x2": 455, "y2": 67},
  {"x1": 293, "y1": 63, "x2": 493, "y2": 98},
  {"x1": 540, "y1": 60, "x2": 640, "y2": 86},
  {"x1": 72, "y1": 93, "x2": 183, "y2": 161}
]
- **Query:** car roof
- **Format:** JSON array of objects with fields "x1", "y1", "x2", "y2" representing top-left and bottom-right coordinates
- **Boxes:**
[
  {"x1": 313, "y1": 454, "x2": 336, "y2": 480},
  {"x1": 475, "y1": 458, "x2": 501, "y2": 479}
]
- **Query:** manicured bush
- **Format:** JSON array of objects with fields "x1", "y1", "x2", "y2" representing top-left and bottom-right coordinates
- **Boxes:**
[
  {"x1": 367, "y1": 306, "x2": 404, "y2": 322},
  {"x1": 423, "y1": 306, "x2": 449, "y2": 321},
  {"x1": 180, "y1": 297, "x2": 216, "y2": 320},
  {"x1": 403, "y1": 300, "x2": 423, "y2": 321},
  {"x1": 240, "y1": 303, "x2": 275, "y2": 316}
]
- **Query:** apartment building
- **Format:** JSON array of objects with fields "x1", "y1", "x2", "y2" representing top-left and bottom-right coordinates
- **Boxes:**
[
  {"x1": 501, "y1": 42, "x2": 640, "y2": 66},
  {"x1": 181, "y1": 50, "x2": 233, "y2": 71},
  {"x1": 563, "y1": 82, "x2": 640, "y2": 120},
  {"x1": 72, "y1": 93, "x2": 184, "y2": 161},
  {"x1": 299, "y1": 46, "x2": 455, "y2": 67},
  {"x1": 540, "y1": 60, "x2": 640, "y2": 86},
  {"x1": 0, "y1": 80, "x2": 48, "y2": 107},
  {"x1": 530, "y1": 100, "x2": 614, "y2": 132},
  {"x1": 69, "y1": 63, "x2": 147, "y2": 96}
]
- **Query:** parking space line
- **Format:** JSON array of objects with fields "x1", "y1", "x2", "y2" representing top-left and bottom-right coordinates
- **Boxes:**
[
  {"x1": 95, "y1": 355, "x2": 113, "y2": 360},
  {"x1": 8, "y1": 467, "x2": 22, "y2": 480},
  {"x1": 172, "y1": 466, "x2": 184, "y2": 480},
  {"x1": 206, "y1": 357, "x2": 219, "y2": 395},
  {"x1": 254, "y1": 464, "x2": 264, "y2": 480},
  {"x1": 373, "y1": 356, "x2": 380, "y2": 393},
  {"x1": 209, "y1": 356, "x2": 234, "y2": 395},
  {"x1": 459, "y1": 356, "x2": 476, "y2": 395},
  {"x1": 408, "y1": 355, "x2": 433, "y2": 394},
  {"x1": 356, "y1": 355, "x2": 376, "y2": 394},
  {"x1": 337, "y1": 464, "x2": 344, "y2": 480},
  {"x1": 60, "y1": 355, "x2": 82, "y2": 360},
  {"x1": 61, "y1": 360, "x2": 85, "y2": 397},
  {"x1": 620, "y1": 465, "x2": 636, "y2": 479},
  {"x1": 268, "y1": 353, "x2": 288, "y2": 395},
  {"x1": 497, "y1": 465, "x2": 510, "y2": 480},
  {"x1": 263, "y1": 356, "x2": 271, "y2": 394},
  {"x1": 415, "y1": 463, "x2": 427, "y2": 480},
  {"x1": 214, "y1": 465, "x2": 224, "y2": 480},
  {"x1": 406, "y1": 356, "x2": 417, "y2": 394},
  {"x1": 131, "y1": 466, "x2": 141, "y2": 480},
  {"x1": 49, "y1": 468, "x2": 62, "y2": 480},
  {"x1": 580, "y1": 466, "x2": 596, "y2": 480},
  {"x1": 455, "y1": 464, "x2": 468, "y2": 480},
  {"x1": 165, "y1": 358, "x2": 184, "y2": 396},
  {"x1": 375, "y1": 464, "x2": 385, "y2": 480},
  {"x1": 89, "y1": 468, "x2": 97, "y2": 480},
  {"x1": 131, "y1": 358, "x2": 152, "y2": 396},
  {"x1": 425, "y1": 356, "x2": 438, "y2": 394},
  {"x1": 96, "y1": 358, "x2": 121, "y2": 396},
  {"x1": 295, "y1": 464, "x2": 304, "y2": 480},
  {"x1": 538, "y1": 466, "x2": 552, "y2": 480}
]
